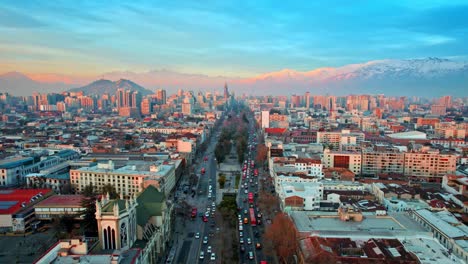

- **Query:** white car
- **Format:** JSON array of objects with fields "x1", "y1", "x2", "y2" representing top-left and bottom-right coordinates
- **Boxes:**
[
  {"x1": 199, "y1": 251, "x2": 204, "y2": 259},
  {"x1": 247, "y1": 238, "x2": 251, "y2": 244},
  {"x1": 244, "y1": 189, "x2": 248, "y2": 194},
  {"x1": 195, "y1": 232, "x2": 200, "y2": 239},
  {"x1": 212, "y1": 202, "x2": 216, "y2": 207},
  {"x1": 210, "y1": 253, "x2": 216, "y2": 261},
  {"x1": 207, "y1": 246, "x2": 212, "y2": 254},
  {"x1": 203, "y1": 236, "x2": 208, "y2": 244}
]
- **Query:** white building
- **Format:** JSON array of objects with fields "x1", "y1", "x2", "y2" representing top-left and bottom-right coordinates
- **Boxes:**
[
  {"x1": 411, "y1": 209, "x2": 468, "y2": 263},
  {"x1": 261, "y1": 111, "x2": 270, "y2": 128},
  {"x1": 278, "y1": 182, "x2": 324, "y2": 211}
]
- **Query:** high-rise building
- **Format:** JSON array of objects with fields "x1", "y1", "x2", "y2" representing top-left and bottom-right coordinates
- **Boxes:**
[
  {"x1": 224, "y1": 82, "x2": 229, "y2": 101},
  {"x1": 305, "y1": 92, "x2": 310, "y2": 109},
  {"x1": 431, "y1": 105, "x2": 446, "y2": 116},
  {"x1": 116, "y1": 89, "x2": 141, "y2": 116},
  {"x1": 261, "y1": 111, "x2": 270, "y2": 128},
  {"x1": 141, "y1": 98, "x2": 152, "y2": 115},
  {"x1": 291, "y1": 95, "x2": 301, "y2": 108},
  {"x1": 156, "y1": 89, "x2": 167, "y2": 105},
  {"x1": 116, "y1": 88, "x2": 125, "y2": 108},
  {"x1": 438, "y1": 95, "x2": 452, "y2": 108}
]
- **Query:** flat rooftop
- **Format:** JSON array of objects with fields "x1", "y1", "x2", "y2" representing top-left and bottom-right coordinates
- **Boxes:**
[
  {"x1": 0, "y1": 189, "x2": 52, "y2": 214},
  {"x1": 291, "y1": 211, "x2": 429, "y2": 239},
  {"x1": 402, "y1": 238, "x2": 464, "y2": 264},
  {"x1": 35, "y1": 195, "x2": 84, "y2": 208}
]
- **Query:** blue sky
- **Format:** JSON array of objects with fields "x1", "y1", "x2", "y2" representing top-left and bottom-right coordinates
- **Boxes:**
[{"x1": 1, "y1": 0, "x2": 467, "y2": 77}]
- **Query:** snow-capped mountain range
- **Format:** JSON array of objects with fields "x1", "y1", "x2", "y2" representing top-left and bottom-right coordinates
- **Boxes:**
[{"x1": 1, "y1": 57, "x2": 467, "y2": 97}]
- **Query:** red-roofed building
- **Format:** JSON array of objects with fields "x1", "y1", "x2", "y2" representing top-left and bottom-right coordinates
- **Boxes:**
[
  {"x1": 265, "y1": 127, "x2": 287, "y2": 136},
  {"x1": 0, "y1": 188, "x2": 53, "y2": 232},
  {"x1": 34, "y1": 195, "x2": 85, "y2": 220}
]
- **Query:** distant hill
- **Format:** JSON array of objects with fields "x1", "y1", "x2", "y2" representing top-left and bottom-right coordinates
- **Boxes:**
[
  {"x1": 0, "y1": 72, "x2": 73, "y2": 96},
  {"x1": 68, "y1": 79, "x2": 153, "y2": 96},
  {"x1": 2, "y1": 57, "x2": 467, "y2": 97}
]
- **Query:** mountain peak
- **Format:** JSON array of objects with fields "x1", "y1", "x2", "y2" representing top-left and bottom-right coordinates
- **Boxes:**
[
  {"x1": 1, "y1": 71, "x2": 31, "y2": 80},
  {"x1": 68, "y1": 78, "x2": 152, "y2": 96}
]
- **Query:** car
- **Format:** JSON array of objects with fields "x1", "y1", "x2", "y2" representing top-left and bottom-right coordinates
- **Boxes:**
[
  {"x1": 240, "y1": 237, "x2": 244, "y2": 244},
  {"x1": 238, "y1": 214, "x2": 242, "y2": 220},
  {"x1": 254, "y1": 231, "x2": 259, "y2": 237},
  {"x1": 239, "y1": 231, "x2": 243, "y2": 237},
  {"x1": 195, "y1": 232, "x2": 200, "y2": 239},
  {"x1": 205, "y1": 211, "x2": 210, "y2": 217},
  {"x1": 199, "y1": 251, "x2": 205, "y2": 259},
  {"x1": 240, "y1": 246, "x2": 245, "y2": 252},
  {"x1": 210, "y1": 253, "x2": 216, "y2": 261},
  {"x1": 244, "y1": 209, "x2": 248, "y2": 214},
  {"x1": 203, "y1": 216, "x2": 208, "y2": 222},
  {"x1": 256, "y1": 243, "x2": 262, "y2": 249},
  {"x1": 239, "y1": 224, "x2": 243, "y2": 231},
  {"x1": 244, "y1": 189, "x2": 248, "y2": 194},
  {"x1": 248, "y1": 251, "x2": 254, "y2": 260},
  {"x1": 247, "y1": 238, "x2": 251, "y2": 244},
  {"x1": 212, "y1": 202, "x2": 215, "y2": 207},
  {"x1": 207, "y1": 246, "x2": 212, "y2": 254},
  {"x1": 203, "y1": 236, "x2": 208, "y2": 244}
]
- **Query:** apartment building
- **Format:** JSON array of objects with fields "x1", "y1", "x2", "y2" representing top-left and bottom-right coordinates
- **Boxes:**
[
  {"x1": 404, "y1": 150, "x2": 457, "y2": 178},
  {"x1": 70, "y1": 160, "x2": 176, "y2": 197},
  {"x1": 435, "y1": 122, "x2": 466, "y2": 139},
  {"x1": 322, "y1": 149, "x2": 362, "y2": 175},
  {"x1": 361, "y1": 151, "x2": 405, "y2": 177},
  {"x1": 293, "y1": 158, "x2": 323, "y2": 177},
  {"x1": 317, "y1": 130, "x2": 365, "y2": 150}
]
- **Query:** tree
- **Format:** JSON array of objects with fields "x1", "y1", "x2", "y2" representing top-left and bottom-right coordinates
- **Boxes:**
[
  {"x1": 101, "y1": 183, "x2": 119, "y2": 199},
  {"x1": 256, "y1": 144, "x2": 268, "y2": 164},
  {"x1": 258, "y1": 190, "x2": 279, "y2": 217},
  {"x1": 264, "y1": 213, "x2": 299, "y2": 263},
  {"x1": 80, "y1": 183, "x2": 98, "y2": 236},
  {"x1": 218, "y1": 174, "x2": 226, "y2": 189},
  {"x1": 214, "y1": 145, "x2": 226, "y2": 163},
  {"x1": 52, "y1": 215, "x2": 77, "y2": 239}
]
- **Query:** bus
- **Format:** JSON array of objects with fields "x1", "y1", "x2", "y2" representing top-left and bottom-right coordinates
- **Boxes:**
[
  {"x1": 248, "y1": 192, "x2": 254, "y2": 203},
  {"x1": 249, "y1": 208, "x2": 257, "y2": 226}
]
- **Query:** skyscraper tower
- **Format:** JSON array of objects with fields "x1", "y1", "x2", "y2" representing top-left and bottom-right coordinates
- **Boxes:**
[
  {"x1": 224, "y1": 82, "x2": 229, "y2": 101},
  {"x1": 156, "y1": 89, "x2": 166, "y2": 105},
  {"x1": 305, "y1": 92, "x2": 310, "y2": 109}
]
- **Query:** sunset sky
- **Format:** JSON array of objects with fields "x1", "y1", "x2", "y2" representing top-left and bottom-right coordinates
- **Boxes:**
[{"x1": 1, "y1": 0, "x2": 468, "y2": 79}]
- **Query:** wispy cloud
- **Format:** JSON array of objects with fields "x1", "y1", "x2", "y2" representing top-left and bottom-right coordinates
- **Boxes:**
[{"x1": 0, "y1": 0, "x2": 467, "y2": 76}]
